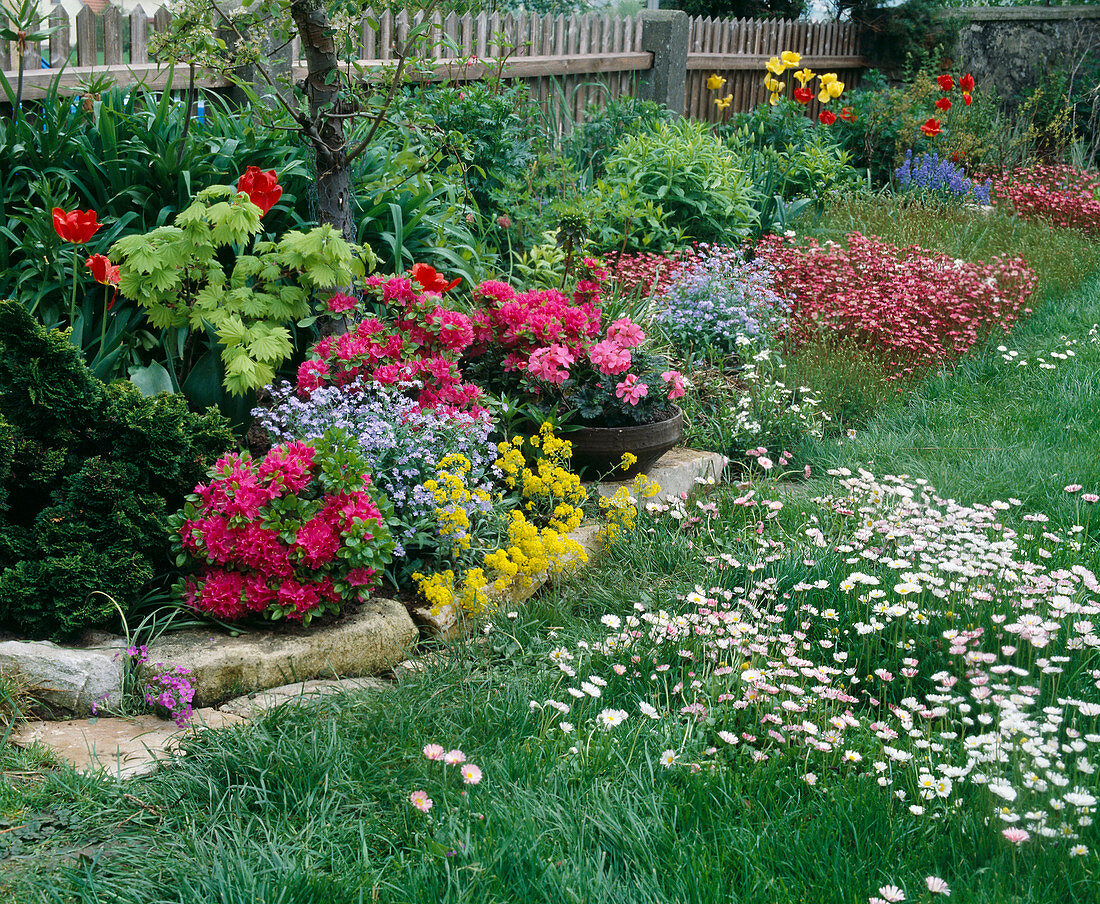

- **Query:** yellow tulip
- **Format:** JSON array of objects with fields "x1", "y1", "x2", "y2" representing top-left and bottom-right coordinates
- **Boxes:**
[
  {"x1": 793, "y1": 67, "x2": 815, "y2": 87},
  {"x1": 818, "y1": 72, "x2": 838, "y2": 87},
  {"x1": 715, "y1": 94, "x2": 733, "y2": 110},
  {"x1": 780, "y1": 50, "x2": 801, "y2": 68},
  {"x1": 765, "y1": 56, "x2": 786, "y2": 76},
  {"x1": 706, "y1": 73, "x2": 726, "y2": 91},
  {"x1": 763, "y1": 75, "x2": 785, "y2": 94},
  {"x1": 768, "y1": 92, "x2": 781, "y2": 106},
  {"x1": 816, "y1": 81, "x2": 844, "y2": 104}
]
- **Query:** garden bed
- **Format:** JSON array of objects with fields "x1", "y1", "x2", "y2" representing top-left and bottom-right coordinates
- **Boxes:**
[{"x1": 3, "y1": 447, "x2": 727, "y2": 723}]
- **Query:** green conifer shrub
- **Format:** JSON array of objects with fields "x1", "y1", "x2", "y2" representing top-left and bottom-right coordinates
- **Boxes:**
[{"x1": 0, "y1": 301, "x2": 234, "y2": 640}]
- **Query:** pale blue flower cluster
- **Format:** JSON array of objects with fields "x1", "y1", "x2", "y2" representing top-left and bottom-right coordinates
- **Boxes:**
[
  {"x1": 656, "y1": 246, "x2": 787, "y2": 363},
  {"x1": 256, "y1": 381, "x2": 497, "y2": 558},
  {"x1": 895, "y1": 150, "x2": 992, "y2": 204}
]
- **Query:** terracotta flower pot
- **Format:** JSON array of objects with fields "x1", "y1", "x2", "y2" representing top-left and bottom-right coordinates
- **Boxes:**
[{"x1": 568, "y1": 407, "x2": 683, "y2": 479}]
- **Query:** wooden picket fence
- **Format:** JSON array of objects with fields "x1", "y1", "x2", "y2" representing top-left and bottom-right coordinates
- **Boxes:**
[{"x1": 0, "y1": 6, "x2": 864, "y2": 124}]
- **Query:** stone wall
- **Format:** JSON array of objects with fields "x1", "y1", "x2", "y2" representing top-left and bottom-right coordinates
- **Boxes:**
[{"x1": 946, "y1": 7, "x2": 1100, "y2": 103}]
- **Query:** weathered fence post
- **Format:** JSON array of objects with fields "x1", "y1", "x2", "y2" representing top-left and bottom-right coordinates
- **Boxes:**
[{"x1": 636, "y1": 9, "x2": 688, "y2": 115}]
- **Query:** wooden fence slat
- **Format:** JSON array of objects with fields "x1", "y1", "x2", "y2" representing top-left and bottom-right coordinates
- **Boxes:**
[
  {"x1": 153, "y1": 6, "x2": 171, "y2": 38},
  {"x1": 103, "y1": 5, "x2": 123, "y2": 66},
  {"x1": 50, "y1": 8, "x2": 71, "y2": 70},
  {"x1": 0, "y1": 14, "x2": 9, "y2": 73},
  {"x1": 362, "y1": 12, "x2": 377, "y2": 60},
  {"x1": 76, "y1": 6, "x2": 97, "y2": 68},
  {"x1": 130, "y1": 7, "x2": 147, "y2": 65}
]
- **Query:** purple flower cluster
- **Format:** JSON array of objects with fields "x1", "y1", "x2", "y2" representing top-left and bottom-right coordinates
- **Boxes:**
[
  {"x1": 256, "y1": 381, "x2": 497, "y2": 555},
  {"x1": 656, "y1": 245, "x2": 787, "y2": 362},
  {"x1": 124, "y1": 645, "x2": 195, "y2": 727},
  {"x1": 895, "y1": 150, "x2": 992, "y2": 204}
]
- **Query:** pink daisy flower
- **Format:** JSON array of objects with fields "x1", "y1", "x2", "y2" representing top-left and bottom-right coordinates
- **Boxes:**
[
  {"x1": 460, "y1": 764, "x2": 483, "y2": 785},
  {"x1": 423, "y1": 743, "x2": 445, "y2": 761},
  {"x1": 409, "y1": 790, "x2": 433, "y2": 812},
  {"x1": 443, "y1": 749, "x2": 466, "y2": 766}
]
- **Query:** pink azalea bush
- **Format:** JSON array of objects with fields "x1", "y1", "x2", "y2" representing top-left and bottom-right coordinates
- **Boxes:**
[
  {"x1": 297, "y1": 274, "x2": 483, "y2": 415},
  {"x1": 757, "y1": 233, "x2": 1037, "y2": 379},
  {"x1": 995, "y1": 164, "x2": 1100, "y2": 235},
  {"x1": 172, "y1": 429, "x2": 394, "y2": 624}
]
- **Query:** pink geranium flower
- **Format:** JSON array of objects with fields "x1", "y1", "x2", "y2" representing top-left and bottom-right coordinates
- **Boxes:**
[
  {"x1": 661, "y1": 370, "x2": 685, "y2": 400},
  {"x1": 615, "y1": 374, "x2": 649, "y2": 406}
]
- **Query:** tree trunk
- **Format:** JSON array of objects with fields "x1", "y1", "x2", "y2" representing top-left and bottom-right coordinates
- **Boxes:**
[{"x1": 290, "y1": 0, "x2": 356, "y2": 246}]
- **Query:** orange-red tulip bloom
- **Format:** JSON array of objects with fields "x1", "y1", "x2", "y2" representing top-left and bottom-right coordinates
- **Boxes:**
[
  {"x1": 237, "y1": 167, "x2": 283, "y2": 217},
  {"x1": 410, "y1": 263, "x2": 461, "y2": 294},
  {"x1": 52, "y1": 207, "x2": 101, "y2": 244}
]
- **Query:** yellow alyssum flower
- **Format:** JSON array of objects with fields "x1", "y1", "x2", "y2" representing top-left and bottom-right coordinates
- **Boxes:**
[
  {"x1": 780, "y1": 50, "x2": 801, "y2": 68},
  {"x1": 619, "y1": 452, "x2": 638, "y2": 472},
  {"x1": 706, "y1": 73, "x2": 726, "y2": 91},
  {"x1": 714, "y1": 94, "x2": 733, "y2": 110},
  {"x1": 765, "y1": 56, "x2": 786, "y2": 76},
  {"x1": 793, "y1": 67, "x2": 815, "y2": 87}
]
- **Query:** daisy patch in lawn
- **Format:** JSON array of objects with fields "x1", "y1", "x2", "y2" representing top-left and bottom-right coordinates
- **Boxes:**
[{"x1": 532, "y1": 466, "x2": 1100, "y2": 864}]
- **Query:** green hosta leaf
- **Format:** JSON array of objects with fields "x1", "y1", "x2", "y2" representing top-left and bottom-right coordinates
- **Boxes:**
[{"x1": 129, "y1": 362, "x2": 175, "y2": 396}]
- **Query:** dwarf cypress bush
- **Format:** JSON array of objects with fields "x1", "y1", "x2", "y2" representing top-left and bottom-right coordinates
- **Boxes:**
[{"x1": 0, "y1": 301, "x2": 234, "y2": 641}]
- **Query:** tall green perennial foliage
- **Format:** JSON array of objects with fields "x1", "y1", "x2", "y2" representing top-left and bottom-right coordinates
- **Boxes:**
[{"x1": 111, "y1": 184, "x2": 374, "y2": 395}]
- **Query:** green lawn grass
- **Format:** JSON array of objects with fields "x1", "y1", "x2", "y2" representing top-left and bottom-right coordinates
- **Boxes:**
[{"x1": 3, "y1": 203, "x2": 1099, "y2": 904}]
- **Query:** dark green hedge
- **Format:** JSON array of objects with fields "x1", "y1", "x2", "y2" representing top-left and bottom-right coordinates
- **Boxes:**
[{"x1": 0, "y1": 301, "x2": 234, "y2": 641}]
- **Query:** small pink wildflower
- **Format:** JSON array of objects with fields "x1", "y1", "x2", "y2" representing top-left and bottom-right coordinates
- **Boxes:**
[
  {"x1": 409, "y1": 790, "x2": 433, "y2": 812},
  {"x1": 925, "y1": 877, "x2": 950, "y2": 896},
  {"x1": 460, "y1": 764, "x2": 483, "y2": 785},
  {"x1": 661, "y1": 370, "x2": 686, "y2": 400},
  {"x1": 443, "y1": 749, "x2": 466, "y2": 766},
  {"x1": 1065, "y1": 484, "x2": 1083, "y2": 493},
  {"x1": 423, "y1": 743, "x2": 445, "y2": 761},
  {"x1": 1002, "y1": 827, "x2": 1030, "y2": 845},
  {"x1": 878, "y1": 886, "x2": 905, "y2": 903}
]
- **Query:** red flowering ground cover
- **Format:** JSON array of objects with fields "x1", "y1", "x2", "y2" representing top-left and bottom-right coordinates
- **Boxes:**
[
  {"x1": 995, "y1": 165, "x2": 1100, "y2": 235},
  {"x1": 756, "y1": 233, "x2": 1037, "y2": 379}
]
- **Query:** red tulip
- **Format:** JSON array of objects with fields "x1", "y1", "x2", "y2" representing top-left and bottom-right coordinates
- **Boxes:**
[
  {"x1": 935, "y1": 97, "x2": 952, "y2": 112},
  {"x1": 818, "y1": 110, "x2": 837, "y2": 125},
  {"x1": 840, "y1": 106, "x2": 856, "y2": 122},
  {"x1": 793, "y1": 87, "x2": 814, "y2": 104},
  {"x1": 410, "y1": 263, "x2": 461, "y2": 294},
  {"x1": 962, "y1": 92, "x2": 972, "y2": 107},
  {"x1": 921, "y1": 118, "x2": 943, "y2": 137},
  {"x1": 237, "y1": 166, "x2": 283, "y2": 217},
  {"x1": 959, "y1": 73, "x2": 975, "y2": 92},
  {"x1": 85, "y1": 253, "x2": 119, "y2": 285},
  {"x1": 936, "y1": 74, "x2": 954, "y2": 92},
  {"x1": 52, "y1": 207, "x2": 102, "y2": 244}
]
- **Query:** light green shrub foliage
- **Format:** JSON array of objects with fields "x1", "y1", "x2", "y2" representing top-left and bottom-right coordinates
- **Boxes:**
[
  {"x1": 594, "y1": 120, "x2": 754, "y2": 250},
  {"x1": 112, "y1": 185, "x2": 373, "y2": 395}
]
